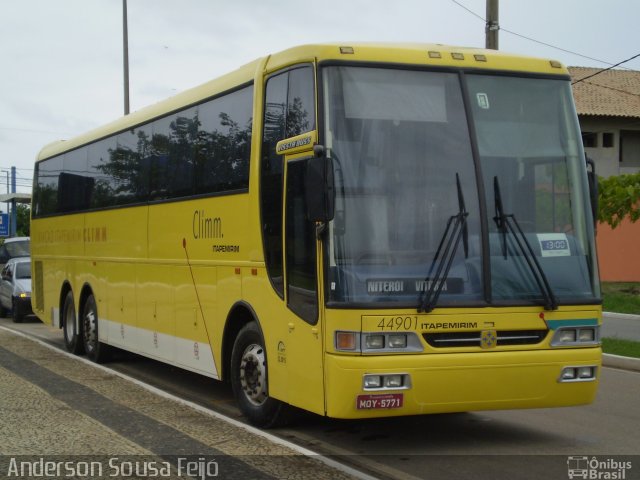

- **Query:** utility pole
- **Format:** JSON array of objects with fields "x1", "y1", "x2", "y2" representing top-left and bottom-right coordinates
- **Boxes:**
[
  {"x1": 485, "y1": 0, "x2": 499, "y2": 50},
  {"x1": 123, "y1": 0, "x2": 130, "y2": 115},
  {"x1": 10, "y1": 167, "x2": 16, "y2": 237}
]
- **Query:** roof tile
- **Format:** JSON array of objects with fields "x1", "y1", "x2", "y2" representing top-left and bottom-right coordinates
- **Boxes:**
[{"x1": 569, "y1": 67, "x2": 640, "y2": 118}]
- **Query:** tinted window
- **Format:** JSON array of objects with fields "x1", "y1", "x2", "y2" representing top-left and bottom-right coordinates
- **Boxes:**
[
  {"x1": 261, "y1": 72, "x2": 288, "y2": 296},
  {"x1": 286, "y1": 159, "x2": 318, "y2": 323},
  {"x1": 197, "y1": 86, "x2": 253, "y2": 194},
  {"x1": 169, "y1": 108, "x2": 198, "y2": 197},
  {"x1": 286, "y1": 67, "x2": 315, "y2": 137},
  {"x1": 33, "y1": 84, "x2": 254, "y2": 217},
  {"x1": 260, "y1": 66, "x2": 315, "y2": 297},
  {"x1": 113, "y1": 129, "x2": 143, "y2": 204},
  {"x1": 34, "y1": 156, "x2": 62, "y2": 216}
]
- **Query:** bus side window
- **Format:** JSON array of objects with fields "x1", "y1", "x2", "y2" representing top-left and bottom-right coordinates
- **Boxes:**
[
  {"x1": 261, "y1": 73, "x2": 288, "y2": 297},
  {"x1": 261, "y1": 65, "x2": 316, "y2": 298}
]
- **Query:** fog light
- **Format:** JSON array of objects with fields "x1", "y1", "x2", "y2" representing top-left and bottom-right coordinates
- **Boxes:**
[
  {"x1": 383, "y1": 375, "x2": 403, "y2": 388},
  {"x1": 578, "y1": 329, "x2": 595, "y2": 342},
  {"x1": 363, "y1": 375, "x2": 382, "y2": 389},
  {"x1": 578, "y1": 366, "x2": 595, "y2": 379},
  {"x1": 365, "y1": 334, "x2": 385, "y2": 349},
  {"x1": 336, "y1": 331, "x2": 356, "y2": 351},
  {"x1": 561, "y1": 367, "x2": 577, "y2": 380},
  {"x1": 387, "y1": 334, "x2": 407, "y2": 348}
]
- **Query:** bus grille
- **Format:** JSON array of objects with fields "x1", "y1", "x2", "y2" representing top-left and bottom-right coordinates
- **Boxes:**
[{"x1": 423, "y1": 330, "x2": 547, "y2": 348}]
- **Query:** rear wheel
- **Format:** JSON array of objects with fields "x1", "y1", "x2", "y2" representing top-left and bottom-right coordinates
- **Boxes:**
[
  {"x1": 62, "y1": 291, "x2": 84, "y2": 354},
  {"x1": 82, "y1": 293, "x2": 111, "y2": 363},
  {"x1": 230, "y1": 321, "x2": 289, "y2": 428}
]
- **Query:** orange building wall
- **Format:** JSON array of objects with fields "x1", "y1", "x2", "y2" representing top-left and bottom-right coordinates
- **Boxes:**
[{"x1": 596, "y1": 218, "x2": 640, "y2": 282}]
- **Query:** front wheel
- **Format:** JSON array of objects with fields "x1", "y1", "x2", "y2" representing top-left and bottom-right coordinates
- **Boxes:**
[
  {"x1": 230, "y1": 322, "x2": 289, "y2": 428},
  {"x1": 82, "y1": 294, "x2": 111, "y2": 363}
]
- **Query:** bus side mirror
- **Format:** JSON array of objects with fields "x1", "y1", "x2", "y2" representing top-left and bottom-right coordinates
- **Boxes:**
[
  {"x1": 305, "y1": 155, "x2": 335, "y2": 223},
  {"x1": 586, "y1": 157, "x2": 598, "y2": 227}
]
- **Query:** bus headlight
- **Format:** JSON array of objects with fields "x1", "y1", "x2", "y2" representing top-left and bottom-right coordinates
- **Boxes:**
[
  {"x1": 578, "y1": 329, "x2": 595, "y2": 342},
  {"x1": 387, "y1": 334, "x2": 408, "y2": 349},
  {"x1": 551, "y1": 326, "x2": 599, "y2": 346},
  {"x1": 365, "y1": 334, "x2": 385, "y2": 349}
]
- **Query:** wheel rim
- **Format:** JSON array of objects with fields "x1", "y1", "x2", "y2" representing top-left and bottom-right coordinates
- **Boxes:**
[
  {"x1": 64, "y1": 301, "x2": 75, "y2": 340},
  {"x1": 239, "y1": 343, "x2": 267, "y2": 406},
  {"x1": 84, "y1": 305, "x2": 97, "y2": 353}
]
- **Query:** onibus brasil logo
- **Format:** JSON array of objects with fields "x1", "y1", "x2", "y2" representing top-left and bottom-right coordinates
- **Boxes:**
[{"x1": 567, "y1": 456, "x2": 632, "y2": 479}]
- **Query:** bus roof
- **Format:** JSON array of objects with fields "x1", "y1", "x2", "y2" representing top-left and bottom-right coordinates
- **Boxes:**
[{"x1": 37, "y1": 43, "x2": 568, "y2": 162}]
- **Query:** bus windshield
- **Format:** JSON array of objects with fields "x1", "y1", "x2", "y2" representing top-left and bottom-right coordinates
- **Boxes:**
[{"x1": 322, "y1": 66, "x2": 600, "y2": 308}]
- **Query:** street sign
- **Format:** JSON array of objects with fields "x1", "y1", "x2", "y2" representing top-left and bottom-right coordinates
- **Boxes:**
[{"x1": 0, "y1": 213, "x2": 8, "y2": 237}]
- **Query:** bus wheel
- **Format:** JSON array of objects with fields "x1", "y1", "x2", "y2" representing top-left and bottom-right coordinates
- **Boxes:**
[
  {"x1": 230, "y1": 322, "x2": 289, "y2": 428},
  {"x1": 12, "y1": 299, "x2": 23, "y2": 323},
  {"x1": 62, "y1": 291, "x2": 84, "y2": 355},
  {"x1": 82, "y1": 294, "x2": 111, "y2": 363}
]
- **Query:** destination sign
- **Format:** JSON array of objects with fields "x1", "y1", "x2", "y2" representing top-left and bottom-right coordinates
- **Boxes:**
[{"x1": 366, "y1": 278, "x2": 464, "y2": 296}]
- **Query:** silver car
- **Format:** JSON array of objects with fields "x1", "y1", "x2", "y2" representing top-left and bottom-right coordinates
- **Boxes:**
[{"x1": 0, "y1": 257, "x2": 32, "y2": 322}]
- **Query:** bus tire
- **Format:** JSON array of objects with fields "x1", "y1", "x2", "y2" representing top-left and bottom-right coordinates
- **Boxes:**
[
  {"x1": 12, "y1": 299, "x2": 23, "y2": 323},
  {"x1": 230, "y1": 321, "x2": 289, "y2": 428},
  {"x1": 82, "y1": 293, "x2": 111, "y2": 363},
  {"x1": 62, "y1": 290, "x2": 84, "y2": 355}
]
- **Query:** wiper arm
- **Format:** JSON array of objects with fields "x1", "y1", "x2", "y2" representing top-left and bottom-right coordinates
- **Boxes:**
[
  {"x1": 418, "y1": 174, "x2": 468, "y2": 313},
  {"x1": 492, "y1": 176, "x2": 558, "y2": 311}
]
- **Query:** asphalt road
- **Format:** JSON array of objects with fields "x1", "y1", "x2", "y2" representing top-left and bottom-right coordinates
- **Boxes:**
[{"x1": 2, "y1": 317, "x2": 639, "y2": 480}]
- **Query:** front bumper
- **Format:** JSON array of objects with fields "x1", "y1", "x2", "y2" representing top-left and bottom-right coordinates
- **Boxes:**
[
  {"x1": 13, "y1": 296, "x2": 33, "y2": 317},
  {"x1": 324, "y1": 347, "x2": 601, "y2": 419}
]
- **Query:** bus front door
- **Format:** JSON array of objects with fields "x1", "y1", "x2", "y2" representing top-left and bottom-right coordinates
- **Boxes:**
[{"x1": 283, "y1": 156, "x2": 325, "y2": 415}]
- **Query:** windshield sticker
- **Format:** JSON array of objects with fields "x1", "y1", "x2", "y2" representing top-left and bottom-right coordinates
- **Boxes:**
[
  {"x1": 476, "y1": 93, "x2": 490, "y2": 109},
  {"x1": 537, "y1": 233, "x2": 571, "y2": 257}
]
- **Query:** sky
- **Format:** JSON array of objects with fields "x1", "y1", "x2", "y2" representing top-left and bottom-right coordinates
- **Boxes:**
[{"x1": 1, "y1": 0, "x2": 639, "y2": 194}]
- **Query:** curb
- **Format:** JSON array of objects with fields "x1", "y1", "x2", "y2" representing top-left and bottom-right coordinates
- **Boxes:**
[
  {"x1": 603, "y1": 353, "x2": 640, "y2": 372},
  {"x1": 603, "y1": 311, "x2": 640, "y2": 321}
]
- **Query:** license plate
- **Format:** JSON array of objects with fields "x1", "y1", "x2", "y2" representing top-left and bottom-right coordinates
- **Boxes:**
[{"x1": 356, "y1": 393, "x2": 403, "y2": 410}]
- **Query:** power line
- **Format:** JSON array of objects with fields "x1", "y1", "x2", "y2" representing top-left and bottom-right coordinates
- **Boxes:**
[
  {"x1": 448, "y1": 0, "x2": 635, "y2": 68},
  {"x1": 571, "y1": 53, "x2": 640, "y2": 85}
]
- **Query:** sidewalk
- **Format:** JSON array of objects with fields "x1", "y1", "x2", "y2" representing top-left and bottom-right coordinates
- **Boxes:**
[
  {"x1": 602, "y1": 311, "x2": 640, "y2": 372},
  {"x1": 602, "y1": 311, "x2": 640, "y2": 341},
  {"x1": 0, "y1": 328, "x2": 359, "y2": 480}
]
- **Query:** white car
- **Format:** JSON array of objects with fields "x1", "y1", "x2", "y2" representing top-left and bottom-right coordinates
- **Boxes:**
[{"x1": 0, "y1": 257, "x2": 32, "y2": 322}]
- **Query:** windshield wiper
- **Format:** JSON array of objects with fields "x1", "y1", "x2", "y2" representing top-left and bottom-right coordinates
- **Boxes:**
[
  {"x1": 492, "y1": 176, "x2": 558, "y2": 311},
  {"x1": 418, "y1": 173, "x2": 468, "y2": 313}
]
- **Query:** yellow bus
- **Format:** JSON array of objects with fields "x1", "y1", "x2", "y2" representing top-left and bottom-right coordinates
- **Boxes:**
[{"x1": 32, "y1": 43, "x2": 602, "y2": 427}]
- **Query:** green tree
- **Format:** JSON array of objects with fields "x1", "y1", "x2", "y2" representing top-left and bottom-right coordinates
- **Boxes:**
[
  {"x1": 17, "y1": 204, "x2": 30, "y2": 236},
  {"x1": 598, "y1": 172, "x2": 640, "y2": 229}
]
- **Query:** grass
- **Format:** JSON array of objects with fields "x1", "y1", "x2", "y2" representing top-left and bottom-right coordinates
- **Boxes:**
[
  {"x1": 600, "y1": 282, "x2": 640, "y2": 358},
  {"x1": 601, "y1": 337, "x2": 640, "y2": 359},
  {"x1": 601, "y1": 282, "x2": 640, "y2": 315}
]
